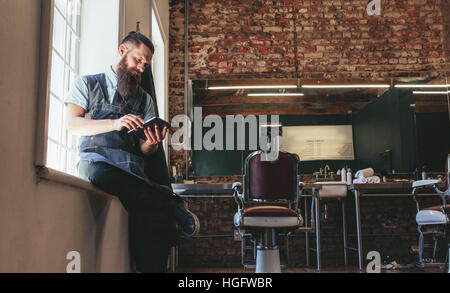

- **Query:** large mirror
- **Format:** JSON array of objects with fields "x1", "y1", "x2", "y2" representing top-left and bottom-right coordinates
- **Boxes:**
[
  {"x1": 188, "y1": 76, "x2": 449, "y2": 178},
  {"x1": 178, "y1": 1, "x2": 450, "y2": 179}
]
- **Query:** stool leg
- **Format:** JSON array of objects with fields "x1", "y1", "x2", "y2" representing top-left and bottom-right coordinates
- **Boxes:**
[
  {"x1": 255, "y1": 228, "x2": 281, "y2": 273},
  {"x1": 304, "y1": 197, "x2": 310, "y2": 267},
  {"x1": 418, "y1": 225, "x2": 425, "y2": 268},
  {"x1": 314, "y1": 196, "x2": 321, "y2": 271},
  {"x1": 170, "y1": 246, "x2": 177, "y2": 272},
  {"x1": 353, "y1": 190, "x2": 363, "y2": 271},
  {"x1": 342, "y1": 199, "x2": 348, "y2": 266},
  {"x1": 447, "y1": 244, "x2": 450, "y2": 273}
]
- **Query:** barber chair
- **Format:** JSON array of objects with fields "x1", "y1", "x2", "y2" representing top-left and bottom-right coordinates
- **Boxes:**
[
  {"x1": 232, "y1": 151, "x2": 304, "y2": 273},
  {"x1": 412, "y1": 154, "x2": 450, "y2": 272}
]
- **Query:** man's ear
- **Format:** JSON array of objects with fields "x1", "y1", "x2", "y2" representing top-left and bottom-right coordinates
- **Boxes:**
[{"x1": 118, "y1": 44, "x2": 128, "y2": 57}]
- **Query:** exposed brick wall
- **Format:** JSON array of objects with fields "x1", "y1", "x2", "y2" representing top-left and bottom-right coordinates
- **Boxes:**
[
  {"x1": 169, "y1": 0, "x2": 448, "y2": 174},
  {"x1": 441, "y1": 0, "x2": 450, "y2": 67},
  {"x1": 177, "y1": 195, "x2": 444, "y2": 268},
  {"x1": 171, "y1": 0, "x2": 447, "y2": 80}
]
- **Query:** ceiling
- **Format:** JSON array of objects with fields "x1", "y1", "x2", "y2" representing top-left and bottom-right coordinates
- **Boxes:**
[{"x1": 192, "y1": 78, "x2": 449, "y2": 116}]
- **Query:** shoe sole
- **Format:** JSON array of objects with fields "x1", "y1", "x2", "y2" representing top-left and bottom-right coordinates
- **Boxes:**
[{"x1": 181, "y1": 201, "x2": 200, "y2": 237}]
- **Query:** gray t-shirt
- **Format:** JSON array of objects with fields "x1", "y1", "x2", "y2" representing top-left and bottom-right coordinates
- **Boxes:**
[{"x1": 64, "y1": 66, "x2": 155, "y2": 122}]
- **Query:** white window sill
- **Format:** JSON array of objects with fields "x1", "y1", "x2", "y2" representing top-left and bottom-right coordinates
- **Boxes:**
[{"x1": 36, "y1": 166, "x2": 114, "y2": 199}]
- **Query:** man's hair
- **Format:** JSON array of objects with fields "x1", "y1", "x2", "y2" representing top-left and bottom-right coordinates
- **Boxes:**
[{"x1": 121, "y1": 31, "x2": 155, "y2": 54}]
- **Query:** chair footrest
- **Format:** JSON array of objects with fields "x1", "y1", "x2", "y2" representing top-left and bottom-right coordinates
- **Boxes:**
[
  {"x1": 297, "y1": 227, "x2": 314, "y2": 233},
  {"x1": 345, "y1": 247, "x2": 359, "y2": 252}
]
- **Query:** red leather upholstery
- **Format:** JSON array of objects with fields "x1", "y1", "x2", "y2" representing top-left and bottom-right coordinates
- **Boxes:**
[
  {"x1": 424, "y1": 205, "x2": 450, "y2": 213},
  {"x1": 248, "y1": 153, "x2": 297, "y2": 200},
  {"x1": 242, "y1": 206, "x2": 297, "y2": 217}
]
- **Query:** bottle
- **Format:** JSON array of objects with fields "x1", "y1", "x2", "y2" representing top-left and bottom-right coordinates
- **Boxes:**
[
  {"x1": 177, "y1": 163, "x2": 184, "y2": 183},
  {"x1": 421, "y1": 169, "x2": 427, "y2": 180},
  {"x1": 341, "y1": 167, "x2": 347, "y2": 183},
  {"x1": 172, "y1": 165, "x2": 177, "y2": 183},
  {"x1": 413, "y1": 167, "x2": 420, "y2": 181},
  {"x1": 346, "y1": 168, "x2": 352, "y2": 185}
]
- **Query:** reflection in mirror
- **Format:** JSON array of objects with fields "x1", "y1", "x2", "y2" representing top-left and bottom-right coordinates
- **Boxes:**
[{"x1": 190, "y1": 77, "x2": 450, "y2": 177}]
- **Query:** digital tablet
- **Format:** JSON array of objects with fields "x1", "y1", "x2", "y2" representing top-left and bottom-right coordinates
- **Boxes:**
[{"x1": 127, "y1": 117, "x2": 171, "y2": 139}]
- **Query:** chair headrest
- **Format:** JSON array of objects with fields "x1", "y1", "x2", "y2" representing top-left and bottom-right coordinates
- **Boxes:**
[{"x1": 246, "y1": 152, "x2": 299, "y2": 201}]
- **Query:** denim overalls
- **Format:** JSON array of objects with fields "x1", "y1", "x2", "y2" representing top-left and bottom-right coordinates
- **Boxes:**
[{"x1": 79, "y1": 74, "x2": 150, "y2": 183}]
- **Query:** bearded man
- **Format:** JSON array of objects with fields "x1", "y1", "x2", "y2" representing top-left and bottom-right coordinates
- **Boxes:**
[{"x1": 64, "y1": 32, "x2": 199, "y2": 273}]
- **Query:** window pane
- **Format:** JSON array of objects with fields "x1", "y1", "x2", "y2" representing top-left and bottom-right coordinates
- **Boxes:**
[
  {"x1": 64, "y1": 65, "x2": 71, "y2": 98},
  {"x1": 50, "y1": 52, "x2": 65, "y2": 98},
  {"x1": 67, "y1": 133, "x2": 78, "y2": 151},
  {"x1": 53, "y1": 9, "x2": 66, "y2": 56},
  {"x1": 69, "y1": 70, "x2": 77, "y2": 91},
  {"x1": 55, "y1": 0, "x2": 67, "y2": 16},
  {"x1": 46, "y1": 140, "x2": 59, "y2": 170},
  {"x1": 70, "y1": 33, "x2": 79, "y2": 69},
  {"x1": 47, "y1": 0, "x2": 81, "y2": 175},
  {"x1": 61, "y1": 115, "x2": 68, "y2": 148},
  {"x1": 59, "y1": 146, "x2": 67, "y2": 171},
  {"x1": 68, "y1": 0, "x2": 81, "y2": 32},
  {"x1": 65, "y1": 26, "x2": 72, "y2": 61},
  {"x1": 48, "y1": 95, "x2": 63, "y2": 141},
  {"x1": 67, "y1": 150, "x2": 78, "y2": 176}
]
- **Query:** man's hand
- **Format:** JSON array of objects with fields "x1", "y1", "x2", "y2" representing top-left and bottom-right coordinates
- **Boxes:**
[
  {"x1": 114, "y1": 114, "x2": 145, "y2": 131},
  {"x1": 140, "y1": 125, "x2": 168, "y2": 155}
]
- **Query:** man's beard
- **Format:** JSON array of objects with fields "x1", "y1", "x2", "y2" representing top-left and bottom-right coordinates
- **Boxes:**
[{"x1": 117, "y1": 58, "x2": 142, "y2": 100}]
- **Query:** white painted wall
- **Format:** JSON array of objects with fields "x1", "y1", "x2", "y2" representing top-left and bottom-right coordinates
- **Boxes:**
[
  {"x1": 79, "y1": 0, "x2": 120, "y2": 75},
  {"x1": 125, "y1": 0, "x2": 152, "y2": 36},
  {"x1": 0, "y1": 0, "x2": 170, "y2": 273},
  {"x1": 153, "y1": 0, "x2": 170, "y2": 38},
  {"x1": 0, "y1": 0, "x2": 129, "y2": 273},
  {"x1": 122, "y1": 0, "x2": 170, "y2": 42}
]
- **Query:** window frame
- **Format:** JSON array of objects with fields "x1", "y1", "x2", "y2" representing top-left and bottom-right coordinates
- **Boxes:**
[
  {"x1": 35, "y1": 0, "x2": 85, "y2": 181},
  {"x1": 47, "y1": 0, "x2": 82, "y2": 175},
  {"x1": 34, "y1": 0, "x2": 123, "y2": 195},
  {"x1": 36, "y1": 0, "x2": 119, "y2": 171},
  {"x1": 151, "y1": 0, "x2": 170, "y2": 162},
  {"x1": 35, "y1": 0, "x2": 55, "y2": 168}
]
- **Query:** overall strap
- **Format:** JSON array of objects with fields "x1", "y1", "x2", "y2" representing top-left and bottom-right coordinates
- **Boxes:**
[{"x1": 93, "y1": 73, "x2": 109, "y2": 101}]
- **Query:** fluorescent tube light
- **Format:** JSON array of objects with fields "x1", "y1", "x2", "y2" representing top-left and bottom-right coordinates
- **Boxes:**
[
  {"x1": 208, "y1": 85, "x2": 297, "y2": 90},
  {"x1": 248, "y1": 93, "x2": 305, "y2": 96},
  {"x1": 396, "y1": 84, "x2": 450, "y2": 88},
  {"x1": 301, "y1": 85, "x2": 390, "y2": 88},
  {"x1": 413, "y1": 91, "x2": 450, "y2": 95}
]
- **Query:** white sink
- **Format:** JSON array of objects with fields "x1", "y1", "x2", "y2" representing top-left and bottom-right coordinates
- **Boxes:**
[{"x1": 314, "y1": 181, "x2": 348, "y2": 198}]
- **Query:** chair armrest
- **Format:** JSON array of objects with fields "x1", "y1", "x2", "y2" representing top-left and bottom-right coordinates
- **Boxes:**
[
  {"x1": 412, "y1": 179, "x2": 440, "y2": 188},
  {"x1": 232, "y1": 182, "x2": 244, "y2": 210},
  {"x1": 412, "y1": 179, "x2": 446, "y2": 212},
  {"x1": 232, "y1": 182, "x2": 242, "y2": 191}
]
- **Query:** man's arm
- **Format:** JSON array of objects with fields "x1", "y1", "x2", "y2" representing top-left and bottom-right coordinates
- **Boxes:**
[{"x1": 66, "y1": 103, "x2": 144, "y2": 136}]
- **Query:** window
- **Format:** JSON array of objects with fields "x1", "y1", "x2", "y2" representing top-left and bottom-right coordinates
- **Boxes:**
[
  {"x1": 151, "y1": 4, "x2": 169, "y2": 157},
  {"x1": 47, "y1": 0, "x2": 81, "y2": 175},
  {"x1": 151, "y1": 7, "x2": 167, "y2": 120}
]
